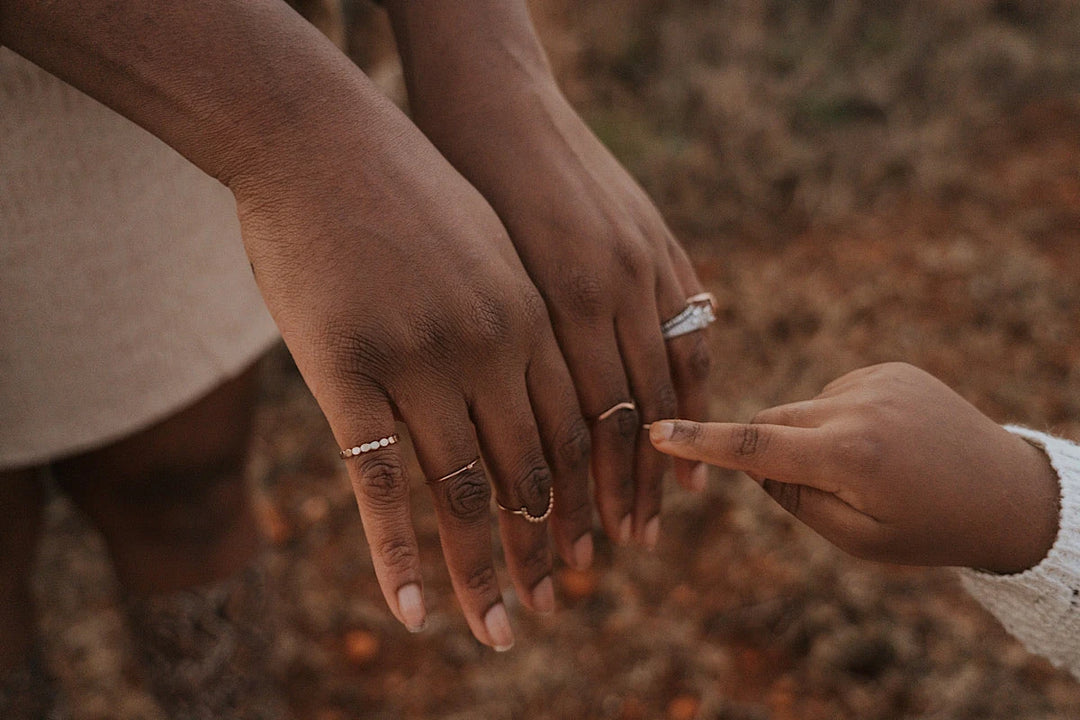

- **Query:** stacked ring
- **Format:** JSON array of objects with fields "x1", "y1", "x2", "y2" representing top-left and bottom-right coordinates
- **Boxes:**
[{"x1": 660, "y1": 292, "x2": 717, "y2": 340}]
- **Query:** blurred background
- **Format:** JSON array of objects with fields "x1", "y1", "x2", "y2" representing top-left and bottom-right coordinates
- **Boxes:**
[{"x1": 36, "y1": 1, "x2": 1080, "y2": 718}]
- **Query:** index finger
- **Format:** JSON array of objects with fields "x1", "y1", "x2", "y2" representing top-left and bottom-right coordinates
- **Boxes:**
[{"x1": 648, "y1": 419, "x2": 832, "y2": 491}]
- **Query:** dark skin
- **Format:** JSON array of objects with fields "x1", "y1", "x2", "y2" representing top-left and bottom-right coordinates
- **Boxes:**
[
  {"x1": 1, "y1": 0, "x2": 710, "y2": 651},
  {"x1": 0, "y1": 367, "x2": 262, "y2": 677},
  {"x1": 650, "y1": 362, "x2": 1060, "y2": 575}
]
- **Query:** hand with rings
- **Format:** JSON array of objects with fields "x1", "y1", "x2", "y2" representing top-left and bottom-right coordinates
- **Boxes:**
[{"x1": 385, "y1": 0, "x2": 717, "y2": 549}]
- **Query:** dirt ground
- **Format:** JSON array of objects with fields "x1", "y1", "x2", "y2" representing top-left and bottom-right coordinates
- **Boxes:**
[{"x1": 34, "y1": 1, "x2": 1080, "y2": 718}]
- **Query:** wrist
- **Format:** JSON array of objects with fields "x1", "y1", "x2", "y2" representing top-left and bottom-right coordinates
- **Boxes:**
[{"x1": 975, "y1": 431, "x2": 1061, "y2": 575}]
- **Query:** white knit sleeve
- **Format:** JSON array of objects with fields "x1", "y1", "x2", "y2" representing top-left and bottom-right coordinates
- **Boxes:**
[{"x1": 957, "y1": 426, "x2": 1080, "y2": 679}]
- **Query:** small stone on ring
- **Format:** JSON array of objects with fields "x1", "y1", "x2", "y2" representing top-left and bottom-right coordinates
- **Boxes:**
[{"x1": 339, "y1": 434, "x2": 399, "y2": 460}]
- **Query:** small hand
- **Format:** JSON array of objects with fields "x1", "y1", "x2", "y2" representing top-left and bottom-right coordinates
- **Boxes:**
[{"x1": 650, "y1": 362, "x2": 1060, "y2": 574}]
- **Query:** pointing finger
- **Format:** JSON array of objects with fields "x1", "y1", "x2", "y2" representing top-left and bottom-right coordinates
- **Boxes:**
[{"x1": 649, "y1": 419, "x2": 832, "y2": 492}]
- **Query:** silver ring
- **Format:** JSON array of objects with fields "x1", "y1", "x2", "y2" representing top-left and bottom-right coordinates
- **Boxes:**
[
  {"x1": 661, "y1": 292, "x2": 717, "y2": 340},
  {"x1": 497, "y1": 487, "x2": 554, "y2": 524},
  {"x1": 340, "y1": 434, "x2": 399, "y2": 459},
  {"x1": 428, "y1": 457, "x2": 481, "y2": 485},
  {"x1": 595, "y1": 400, "x2": 636, "y2": 422}
]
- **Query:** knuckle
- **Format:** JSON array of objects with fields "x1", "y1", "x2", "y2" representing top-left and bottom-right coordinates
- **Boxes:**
[
  {"x1": 613, "y1": 239, "x2": 650, "y2": 280},
  {"x1": 404, "y1": 307, "x2": 457, "y2": 365},
  {"x1": 317, "y1": 319, "x2": 395, "y2": 387},
  {"x1": 516, "y1": 544, "x2": 552, "y2": 582},
  {"x1": 355, "y1": 456, "x2": 409, "y2": 509},
  {"x1": 517, "y1": 287, "x2": 550, "y2": 330},
  {"x1": 559, "y1": 270, "x2": 606, "y2": 321},
  {"x1": 464, "y1": 565, "x2": 499, "y2": 595},
  {"x1": 468, "y1": 289, "x2": 514, "y2": 346},
  {"x1": 375, "y1": 537, "x2": 419, "y2": 573},
  {"x1": 834, "y1": 432, "x2": 883, "y2": 477},
  {"x1": 731, "y1": 423, "x2": 767, "y2": 457},
  {"x1": 556, "y1": 495, "x2": 593, "y2": 529},
  {"x1": 512, "y1": 464, "x2": 553, "y2": 513},
  {"x1": 444, "y1": 470, "x2": 492, "y2": 522}
]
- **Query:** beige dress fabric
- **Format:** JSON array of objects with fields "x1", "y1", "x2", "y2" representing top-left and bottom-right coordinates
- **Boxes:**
[{"x1": 0, "y1": 49, "x2": 280, "y2": 470}]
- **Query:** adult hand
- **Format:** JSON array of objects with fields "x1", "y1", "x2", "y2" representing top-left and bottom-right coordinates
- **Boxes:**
[
  {"x1": 4, "y1": 0, "x2": 587, "y2": 650},
  {"x1": 649, "y1": 363, "x2": 1060, "y2": 574},
  {"x1": 238, "y1": 113, "x2": 590, "y2": 649},
  {"x1": 387, "y1": 1, "x2": 713, "y2": 549}
]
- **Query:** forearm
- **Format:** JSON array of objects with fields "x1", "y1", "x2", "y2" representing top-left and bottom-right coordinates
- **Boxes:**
[
  {"x1": 0, "y1": 0, "x2": 406, "y2": 196},
  {"x1": 382, "y1": 0, "x2": 558, "y2": 127}
]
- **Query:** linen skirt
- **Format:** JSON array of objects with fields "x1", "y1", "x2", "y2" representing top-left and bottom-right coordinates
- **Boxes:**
[{"x1": 0, "y1": 49, "x2": 280, "y2": 470}]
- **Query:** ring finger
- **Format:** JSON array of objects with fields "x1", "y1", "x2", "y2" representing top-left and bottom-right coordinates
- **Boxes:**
[
  {"x1": 470, "y1": 377, "x2": 556, "y2": 615},
  {"x1": 663, "y1": 239, "x2": 714, "y2": 491}
]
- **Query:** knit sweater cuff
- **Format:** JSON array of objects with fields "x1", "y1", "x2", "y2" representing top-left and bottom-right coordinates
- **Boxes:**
[{"x1": 957, "y1": 426, "x2": 1080, "y2": 678}]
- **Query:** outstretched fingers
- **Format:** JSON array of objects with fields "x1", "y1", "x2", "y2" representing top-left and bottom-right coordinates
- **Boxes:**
[
  {"x1": 401, "y1": 397, "x2": 514, "y2": 652},
  {"x1": 526, "y1": 341, "x2": 595, "y2": 571},
  {"x1": 470, "y1": 378, "x2": 557, "y2": 617}
]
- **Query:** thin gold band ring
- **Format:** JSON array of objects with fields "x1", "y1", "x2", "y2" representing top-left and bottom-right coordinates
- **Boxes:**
[{"x1": 428, "y1": 457, "x2": 481, "y2": 485}]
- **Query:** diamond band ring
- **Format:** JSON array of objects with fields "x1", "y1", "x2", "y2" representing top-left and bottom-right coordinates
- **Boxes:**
[
  {"x1": 340, "y1": 434, "x2": 399, "y2": 459},
  {"x1": 661, "y1": 292, "x2": 717, "y2": 340}
]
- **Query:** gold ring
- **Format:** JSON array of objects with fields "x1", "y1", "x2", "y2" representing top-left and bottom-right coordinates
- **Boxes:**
[
  {"x1": 428, "y1": 457, "x2": 481, "y2": 485},
  {"x1": 595, "y1": 401, "x2": 636, "y2": 422},
  {"x1": 339, "y1": 434, "x2": 399, "y2": 459},
  {"x1": 497, "y1": 487, "x2": 554, "y2": 524}
]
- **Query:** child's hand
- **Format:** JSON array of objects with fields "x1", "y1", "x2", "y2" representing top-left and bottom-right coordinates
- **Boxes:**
[{"x1": 650, "y1": 363, "x2": 1060, "y2": 574}]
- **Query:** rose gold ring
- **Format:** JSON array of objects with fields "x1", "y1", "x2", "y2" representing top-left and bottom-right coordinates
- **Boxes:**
[
  {"x1": 339, "y1": 434, "x2": 399, "y2": 459},
  {"x1": 428, "y1": 457, "x2": 481, "y2": 485},
  {"x1": 595, "y1": 401, "x2": 636, "y2": 423},
  {"x1": 497, "y1": 487, "x2": 555, "y2": 524}
]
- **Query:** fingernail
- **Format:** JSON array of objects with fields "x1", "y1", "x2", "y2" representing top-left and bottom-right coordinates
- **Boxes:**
[
  {"x1": 572, "y1": 533, "x2": 594, "y2": 570},
  {"x1": 397, "y1": 583, "x2": 426, "y2": 633},
  {"x1": 690, "y1": 462, "x2": 709, "y2": 492},
  {"x1": 484, "y1": 603, "x2": 514, "y2": 652},
  {"x1": 618, "y1": 514, "x2": 633, "y2": 545},
  {"x1": 651, "y1": 421, "x2": 675, "y2": 442},
  {"x1": 643, "y1": 516, "x2": 660, "y2": 550},
  {"x1": 531, "y1": 576, "x2": 555, "y2": 615}
]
